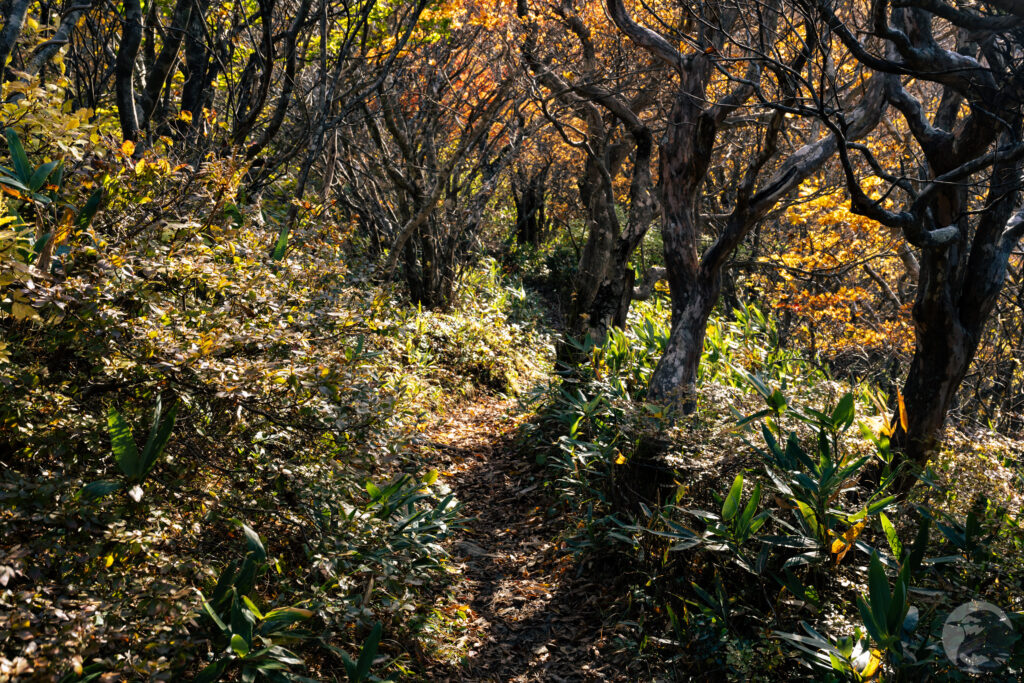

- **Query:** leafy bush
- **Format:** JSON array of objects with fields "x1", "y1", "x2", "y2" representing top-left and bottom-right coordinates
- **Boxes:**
[
  {"x1": 0, "y1": 118, "x2": 468, "y2": 680},
  {"x1": 528, "y1": 300, "x2": 1024, "y2": 681}
]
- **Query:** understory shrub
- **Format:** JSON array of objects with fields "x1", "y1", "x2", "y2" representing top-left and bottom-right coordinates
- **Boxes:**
[{"x1": 528, "y1": 299, "x2": 1024, "y2": 681}]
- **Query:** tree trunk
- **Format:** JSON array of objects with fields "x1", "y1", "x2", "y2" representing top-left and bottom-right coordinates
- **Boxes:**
[
  {"x1": 645, "y1": 69, "x2": 715, "y2": 413},
  {"x1": 0, "y1": 0, "x2": 30, "y2": 76},
  {"x1": 513, "y1": 165, "x2": 548, "y2": 246},
  {"x1": 892, "y1": 138, "x2": 1023, "y2": 491},
  {"x1": 647, "y1": 283, "x2": 717, "y2": 412},
  {"x1": 116, "y1": 0, "x2": 144, "y2": 142},
  {"x1": 139, "y1": 0, "x2": 192, "y2": 130}
]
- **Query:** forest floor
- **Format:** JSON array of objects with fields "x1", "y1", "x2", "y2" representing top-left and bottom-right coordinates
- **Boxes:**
[{"x1": 414, "y1": 396, "x2": 632, "y2": 682}]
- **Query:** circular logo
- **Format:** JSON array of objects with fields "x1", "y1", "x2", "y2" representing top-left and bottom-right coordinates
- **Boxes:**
[{"x1": 942, "y1": 600, "x2": 1016, "y2": 674}]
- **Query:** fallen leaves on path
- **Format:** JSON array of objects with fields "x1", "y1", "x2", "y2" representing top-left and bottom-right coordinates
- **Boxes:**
[{"x1": 415, "y1": 397, "x2": 631, "y2": 682}]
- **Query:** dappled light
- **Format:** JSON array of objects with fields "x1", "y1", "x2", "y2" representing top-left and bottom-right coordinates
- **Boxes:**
[{"x1": 1, "y1": 0, "x2": 1024, "y2": 681}]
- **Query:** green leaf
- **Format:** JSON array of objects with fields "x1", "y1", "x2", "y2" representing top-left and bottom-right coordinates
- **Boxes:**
[
  {"x1": 231, "y1": 591, "x2": 255, "y2": 645},
  {"x1": 857, "y1": 595, "x2": 885, "y2": 645},
  {"x1": 744, "y1": 371, "x2": 771, "y2": 399},
  {"x1": 736, "y1": 408, "x2": 775, "y2": 428},
  {"x1": 31, "y1": 232, "x2": 51, "y2": 259},
  {"x1": 831, "y1": 393, "x2": 855, "y2": 429},
  {"x1": 722, "y1": 474, "x2": 743, "y2": 521},
  {"x1": 230, "y1": 633, "x2": 250, "y2": 658},
  {"x1": 82, "y1": 479, "x2": 122, "y2": 499},
  {"x1": 352, "y1": 621, "x2": 383, "y2": 683},
  {"x1": 795, "y1": 500, "x2": 819, "y2": 536},
  {"x1": 108, "y1": 406, "x2": 141, "y2": 479},
  {"x1": 194, "y1": 658, "x2": 229, "y2": 683},
  {"x1": 239, "y1": 523, "x2": 267, "y2": 561},
  {"x1": 6, "y1": 129, "x2": 31, "y2": 183},
  {"x1": 28, "y1": 159, "x2": 60, "y2": 192},
  {"x1": 241, "y1": 595, "x2": 264, "y2": 620},
  {"x1": 258, "y1": 606, "x2": 314, "y2": 636},
  {"x1": 140, "y1": 397, "x2": 178, "y2": 476},
  {"x1": 270, "y1": 223, "x2": 289, "y2": 260},
  {"x1": 77, "y1": 188, "x2": 103, "y2": 230},
  {"x1": 0, "y1": 173, "x2": 30, "y2": 193},
  {"x1": 887, "y1": 576, "x2": 908, "y2": 634},
  {"x1": 737, "y1": 482, "x2": 762, "y2": 533},
  {"x1": 866, "y1": 495, "x2": 896, "y2": 516},
  {"x1": 907, "y1": 516, "x2": 930, "y2": 574},
  {"x1": 867, "y1": 553, "x2": 891, "y2": 635},
  {"x1": 200, "y1": 592, "x2": 229, "y2": 632},
  {"x1": 879, "y1": 512, "x2": 902, "y2": 560}
]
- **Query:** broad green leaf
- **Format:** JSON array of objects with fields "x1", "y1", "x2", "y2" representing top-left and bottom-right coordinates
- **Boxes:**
[
  {"x1": 353, "y1": 621, "x2": 383, "y2": 682},
  {"x1": 270, "y1": 224, "x2": 289, "y2": 260},
  {"x1": 28, "y1": 160, "x2": 60, "y2": 192},
  {"x1": 907, "y1": 517, "x2": 930, "y2": 574},
  {"x1": 108, "y1": 407, "x2": 141, "y2": 479},
  {"x1": 200, "y1": 593, "x2": 229, "y2": 633},
  {"x1": 6, "y1": 129, "x2": 30, "y2": 183},
  {"x1": 230, "y1": 633, "x2": 250, "y2": 657},
  {"x1": 768, "y1": 388, "x2": 787, "y2": 412},
  {"x1": 887, "y1": 576, "x2": 908, "y2": 634},
  {"x1": 831, "y1": 393, "x2": 855, "y2": 429},
  {"x1": 231, "y1": 591, "x2": 255, "y2": 645},
  {"x1": 857, "y1": 595, "x2": 885, "y2": 645},
  {"x1": 0, "y1": 173, "x2": 30, "y2": 192},
  {"x1": 240, "y1": 523, "x2": 267, "y2": 561},
  {"x1": 140, "y1": 397, "x2": 178, "y2": 476},
  {"x1": 241, "y1": 595, "x2": 264, "y2": 620},
  {"x1": 794, "y1": 500, "x2": 819, "y2": 535},
  {"x1": 258, "y1": 607, "x2": 314, "y2": 636},
  {"x1": 82, "y1": 479, "x2": 122, "y2": 499},
  {"x1": 77, "y1": 188, "x2": 103, "y2": 229},
  {"x1": 866, "y1": 496, "x2": 895, "y2": 516},
  {"x1": 722, "y1": 474, "x2": 743, "y2": 521},
  {"x1": 194, "y1": 659, "x2": 229, "y2": 683},
  {"x1": 737, "y1": 482, "x2": 762, "y2": 532},
  {"x1": 867, "y1": 553, "x2": 891, "y2": 634},
  {"x1": 879, "y1": 512, "x2": 902, "y2": 560}
]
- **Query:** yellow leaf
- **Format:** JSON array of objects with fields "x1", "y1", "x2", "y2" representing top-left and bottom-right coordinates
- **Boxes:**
[
  {"x1": 105, "y1": 554, "x2": 114, "y2": 568},
  {"x1": 897, "y1": 390, "x2": 908, "y2": 432},
  {"x1": 10, "y1": 301, "x2": 40, "y2": 321},
  {"x1": 614, "y1": 453, "x2": 627, "y2": 465},
  {"x1": 861, "y1": 648, "x2": 883, "y2": 678},
  {"x1": 830, "y1": 521, "x2": 865, "y2": 563},
  {"x1": 178, "y1": 111, "x2": 193, "y2": 124},
  {"x1": 121, "y1": 140, "x2": 135, "y2": 156}
]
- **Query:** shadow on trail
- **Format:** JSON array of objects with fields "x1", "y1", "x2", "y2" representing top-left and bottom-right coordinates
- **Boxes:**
[{"x1": 421, "y1": 398, "x2": 630, "y2": 682}]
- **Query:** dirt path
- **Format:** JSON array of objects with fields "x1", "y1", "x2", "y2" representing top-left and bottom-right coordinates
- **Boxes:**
[{"x1": 418, "y1": 397, "x2": 628, "y2": 682}]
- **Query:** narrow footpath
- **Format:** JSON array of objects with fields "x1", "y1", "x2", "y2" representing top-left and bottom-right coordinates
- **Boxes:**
[{"x1": 417, "y1": 397, "x2": 630, "y2": 682}]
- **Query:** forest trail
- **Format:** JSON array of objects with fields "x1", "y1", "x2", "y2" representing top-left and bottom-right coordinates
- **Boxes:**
[{"x1": 417, "y1": 397, "x2": 627, "y2": 682}]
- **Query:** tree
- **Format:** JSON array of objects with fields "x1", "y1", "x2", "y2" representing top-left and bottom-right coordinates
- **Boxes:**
[
  {"x1": 806, "y1": 0, "x2": 1024, "y2": 487},
  {"x1": 517, "y1": 1, "x2": 662, "y2": 351},
  {"x1": 604, "y1": 0, "x2": 887, "y2": 412},
  {"x1": 338, "y1": 12, "x2": 523, "y2": 310}
]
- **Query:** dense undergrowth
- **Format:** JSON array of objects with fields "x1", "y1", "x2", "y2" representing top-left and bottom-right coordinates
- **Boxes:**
[
  {"x1": 2, "y1": 30, "x2": 1023, "y2": 683},
  {"x1": 526, "y1": 298, "x2": 1024, "y2": 681},
  {"x1": 0, "y1": 90, "x2": 549, "y2": 680}
]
